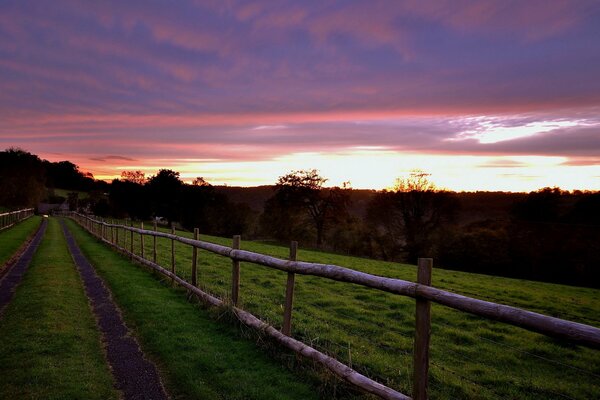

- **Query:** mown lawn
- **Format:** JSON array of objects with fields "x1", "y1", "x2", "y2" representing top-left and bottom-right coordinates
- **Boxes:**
[
  {"x1": 66, "y1": 218, "x2": 321, "y2": 400},
  {"x1": 0, "y1": 218, "x2": 118, "y2": 399},
  {"x1": 0, "y1": 215, "x2": 41, "y2": 268},
  {"x1": 97, "y1": 219, "x2": 600, "y2": 400}
]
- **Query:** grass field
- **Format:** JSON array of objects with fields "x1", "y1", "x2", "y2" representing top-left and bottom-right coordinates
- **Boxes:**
[
  {"x1": 0, "y1": 215, "x2": 41, "y2": 268},
  {"x1": 0, "y1": 218, "x2": 119, "y2": 399},
  {"x1": 66, "y1": 219, "x2": 322, "y2": 399},
  {"x1": 51, "y1": 188, "x2": 89, "y2": 199},
  {"x1": 95, "y1": 218, "x2": 600, "y2": 400}
]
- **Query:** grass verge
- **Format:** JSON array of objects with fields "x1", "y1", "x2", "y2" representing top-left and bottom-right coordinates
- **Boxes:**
[
  {"x1": 0, "y1": 216, "x2": 41, "y2": 268},
  {"x1": 66, "y1": 218, "x2": 322, "y2": 400},
  {"x1": 102, "y1": 220, "x2": 600, "y2": 400},
  {"x1": 0, "y1": 217, "x2": 119, "y2": 399}
]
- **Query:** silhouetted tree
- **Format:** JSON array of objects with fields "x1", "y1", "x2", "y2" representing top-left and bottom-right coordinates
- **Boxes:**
[
  {"x1": 262, "y1": 170, "x2": 350, "y2": 247},
  {"x1": 67, "y1": 192, "x2": 79, "y2": 210},
  {"x1": 0, "y1": 148, "x2": 46, "y2": 207},
  {"x1": 366, "y1": 170, "x2": 457, "y2": 262},
  {"x1": 146, "y1": 169, "x2": 184, "y2": 224},
  {"x1": 512, "y1": 187, "x2": 563, "y2": 222},
  {"x1": 45, "y1": 160, "x2": 94, "y2": 190},
  {"x1": 192, "y1": 177, "x2": 211, "y2": 187},
  {"x1": 567, "y1": 192, "x2": 600, "y2": 225},
  {"x1": 120, "y1": 170, "x2": 147, "y2": 185},
  {"x1": 109, "y1": 179, "x2": 150, "y2": 219}
]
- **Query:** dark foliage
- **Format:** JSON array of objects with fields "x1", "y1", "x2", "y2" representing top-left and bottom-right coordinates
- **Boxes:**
[
  {"x1": 260, "y1": 170, "x2": 350, "y2": 247},
  {"x1": 2, "y1": 149, "x2": 599, "y2": 287},
  {"x1": 0, "y1": 148, "x2": 46, "y2": 207},
  {"x1": 44, "y1": 160, "x2": 96, "y2": 191},
  {"x1": 364, "y1": 171, "x2": 458, "y2": 263}
]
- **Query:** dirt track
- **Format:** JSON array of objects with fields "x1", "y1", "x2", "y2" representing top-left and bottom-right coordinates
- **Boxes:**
[
  {"x1": 61, "y1": 220, "x2": 168, "y2": 400},
  {"x1": 0, "y1": 219, "x2": 47, "y2": 317}
]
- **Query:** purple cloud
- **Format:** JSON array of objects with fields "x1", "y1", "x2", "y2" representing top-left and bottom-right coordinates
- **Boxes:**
[{"x1": 0, "y1": 0, "x2": 599, "y2": 186}]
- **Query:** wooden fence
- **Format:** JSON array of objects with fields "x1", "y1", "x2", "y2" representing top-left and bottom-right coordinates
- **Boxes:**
[
  {"x1": 0, "y1": 208, "x2": 35, "y2": 231},
  {"x1": 71, "y1": 213, "x2": 600, "y2": 400}
]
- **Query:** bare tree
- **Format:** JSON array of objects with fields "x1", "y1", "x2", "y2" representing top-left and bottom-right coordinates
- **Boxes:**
[
  {"x1": 394, "y1": 170, "x2": 455, "y2": 262},
  {"x1": 367, "y1": 170, "x2": 456, "y2": 262},
  {"x1": 265, "y1": 169, "x2": 350, "y2": 247},
  {"x1": 192, "y1": 177, "x2": 211, "y2": 187},
  {"x1": 120, "y1": 170, "x2": 147, "y2": 185}
]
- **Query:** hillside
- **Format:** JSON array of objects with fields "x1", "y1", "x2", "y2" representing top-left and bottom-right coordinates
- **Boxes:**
[{"x1": 91, "y1": 218, "x2": 600, "y2": 399}]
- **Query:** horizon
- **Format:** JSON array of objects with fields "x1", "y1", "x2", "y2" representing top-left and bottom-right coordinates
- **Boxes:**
[{"x1": 1, "y1": 1, "x2": 599, "y2": 191}]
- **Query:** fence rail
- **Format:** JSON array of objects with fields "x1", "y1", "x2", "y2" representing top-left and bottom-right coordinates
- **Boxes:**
[
  {"x1": 70, "y1": 213, "x2": 600, "y2": 400},
  {"x1": 0, "y1": 208, "x2": 35, "y2": 230}
]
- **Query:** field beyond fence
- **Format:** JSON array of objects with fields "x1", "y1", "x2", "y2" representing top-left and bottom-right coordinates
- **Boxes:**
[{"x1": 70, "y1": 212, "x2": 600, "y2": 400}]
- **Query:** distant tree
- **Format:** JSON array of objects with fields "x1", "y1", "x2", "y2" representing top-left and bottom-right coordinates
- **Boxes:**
[
  {"x1": 109, "y1": 178, "x2": 150, "y2": 219},
  {"x1": 512, "y1": 187, "x2": 563, "y2": 222},
  {"x1": 568, "y1": 192, "x2": 600, "y2": 225},
  {"x1": 0, "y1": 148, "x2": 46, "y2": 207},
  {"x1": 146, "y1": 169, "x2": 184, "y2": 224},
  {"x1": 262, "y1": 169, "x2": 350, "y2": 247},
  {"x1": 45, "y1": 160, "x2": 94, "y2": 190},
  {"x1": 366, "y1": 170, "x2": 457, "y2": 262},
  {"x1": 365, "y1": 190, "x2": 399, "y2": 260},
  {"x1": 192, "y1": 177, "x2": 211, "y2": 187},
  {"x1": 120, "y1": 170, "x2": 147, "y2": 185},
  {"x1": 67, "y1": 192, "x2": 79, "y2": 210},
  {"x1": 394, "y1": 169, "x2": 436, "y2": 192}
]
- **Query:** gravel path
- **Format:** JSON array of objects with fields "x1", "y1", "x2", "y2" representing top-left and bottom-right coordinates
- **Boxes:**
[
  {"x1": 0, "y1": 218, "x2": 47, "y2": 317},
  {"x1": 60, "y1": 220, "x2": 168, "y2": 400}
]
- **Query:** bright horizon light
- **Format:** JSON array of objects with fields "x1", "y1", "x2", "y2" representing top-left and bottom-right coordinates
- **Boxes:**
[
  {"x1": 84, "y1": 149, "x2": 600, "y2": 193},
  {"x1": 2, "y1": 1, "x2": 599, "y2": 193}
]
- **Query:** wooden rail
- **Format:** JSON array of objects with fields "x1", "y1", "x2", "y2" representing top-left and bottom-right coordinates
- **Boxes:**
[
  {"x1": 0, "y1": 208, "x2": 35, "y2": 230},
  {"x1": 70, "y1": 213, "x2": 600, "y2": 400}
]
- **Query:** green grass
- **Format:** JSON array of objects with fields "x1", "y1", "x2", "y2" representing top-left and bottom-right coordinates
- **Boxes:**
[
  {"x1": 0, "y1": 218, "x2": 119, "y2": 400},
  {"x1": 66, "y1": 218, "x2": 321, "y2": 400},
  {"x1": 0, "y1": 215, "x2": 41, "y2": 268},
  {"x1": 99, "y1": 220, "x2": 600, "y2": 400},
  {"x1": 51, "y1": 188, "x2": 89, "y2": 199}
]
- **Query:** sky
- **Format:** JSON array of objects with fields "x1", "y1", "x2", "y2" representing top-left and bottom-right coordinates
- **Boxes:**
[{"x1": 1, "y1": 0, "x2": 600, "y2": 191}]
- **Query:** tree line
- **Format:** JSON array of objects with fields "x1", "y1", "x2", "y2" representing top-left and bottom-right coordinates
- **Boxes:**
[
  {"x1": 1, "y1": 148, "x2": 599, "y2": 287},
  {"x1": 0, "y1": 148, "x2": 107, "y2": 208}
]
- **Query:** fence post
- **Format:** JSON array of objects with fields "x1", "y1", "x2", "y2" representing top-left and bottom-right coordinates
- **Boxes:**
[
  {"x1": 413, "y1": 258, "x2": 433, "y2": 400},
  {"x1": 231, "y1": 235, "x2": 241, "y2": 306},
  {"x1": 282, "y1": 241, "x2": 298, "y2": 336},
  {"x1": 170, "y1": 225, "x2": 176, "y2": 283},
  {"x1": 140, "y1": 222, "x2": 145, "y2": 259},
  {"x1": 191, "y1": 228, "x2": 199, "y2": 286},
  {"x1": 122, "y1": 220, "x2": 126, "y2": 248},
  {"x1": 153, "y1": 220, "x2": 157, "y2": 264},
  {"x1": 115, "y1": 220, "x2": 119, "y2": 246},
  {"x1": 129, "y1": 220, "x2": 134, "y2": 257}
]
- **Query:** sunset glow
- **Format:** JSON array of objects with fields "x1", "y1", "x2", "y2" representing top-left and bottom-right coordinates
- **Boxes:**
[{"x1": 1, "y1": 1, "x2": 599, "y2": 191}]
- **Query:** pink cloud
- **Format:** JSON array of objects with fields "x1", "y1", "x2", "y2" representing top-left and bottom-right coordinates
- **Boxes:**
[{"x1": 404, "y1": 0, "x2": 588, "y2": 41}]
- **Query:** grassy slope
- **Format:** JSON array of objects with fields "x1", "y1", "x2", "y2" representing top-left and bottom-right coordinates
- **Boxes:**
[
  {"x1": 0, "y1": 218, "x2": 118, "y2": 400},
  {"x1": 106, "y1": 221, "x2": 600, "y2": 400},
  {"x1": 66, "y1": 219, "x2": 321, "y2": 400},
  {"x1": 52, "y1": 188, "x2": 89, "y2": 199},
  {"x1": 0, "y1": 216, "x2": 41, "y2": 267}
]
